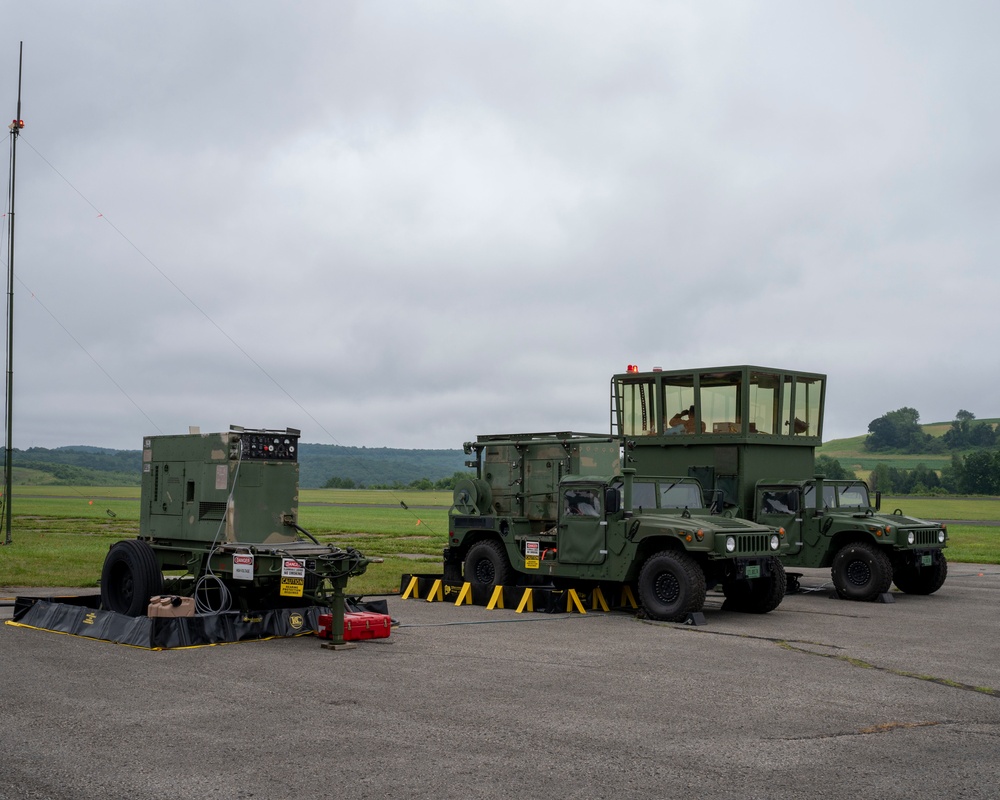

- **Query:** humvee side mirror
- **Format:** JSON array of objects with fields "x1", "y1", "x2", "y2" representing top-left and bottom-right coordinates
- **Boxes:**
[
  {"x1": 875, "y1": 491, "x2": 881, "y2": 511},
  {"x1": 711, "y1": 493, "x2": 725, "y2": 514},
  {"x1": 605, "y1": 487, "x2": 621, "y2": 515}
]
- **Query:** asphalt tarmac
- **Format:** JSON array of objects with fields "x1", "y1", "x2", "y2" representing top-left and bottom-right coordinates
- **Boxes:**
[{"x1": 1, "y1": 563, "x2": 999, "y2": 800}]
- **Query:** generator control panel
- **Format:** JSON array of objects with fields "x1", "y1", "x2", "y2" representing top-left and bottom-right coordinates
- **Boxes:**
[{"x1": 231, "y1": 427, "x2": 300, "y2": 461}]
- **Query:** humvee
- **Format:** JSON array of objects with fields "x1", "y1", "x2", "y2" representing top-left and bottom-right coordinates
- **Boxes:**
[{"x1": 610, "y1": 366, "x2": 947, "y2": 600}]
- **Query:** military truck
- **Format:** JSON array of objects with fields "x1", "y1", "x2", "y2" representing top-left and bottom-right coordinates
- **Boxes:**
[
  {"x1": 100, "y1": 426, "x2": 370, "y2": 616},
  {"x1": 443, "y1": 432, "x2": 788, "y2": 621},
  {"x1": 610, "y1": 365, "x2": 948, "y2": 601}
]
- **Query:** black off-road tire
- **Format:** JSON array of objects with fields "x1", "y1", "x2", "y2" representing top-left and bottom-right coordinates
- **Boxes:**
[
  {"x1": 637, "y1": 550, "x2": 707, "y2": 622},
  {"x1": 463, "y1": 540, "x2": 512, "y2": 589},
  {"x1": 831, "y1": 542, "x2": 892, "y2": 601},
  {"x1": 722, "y1": 557, "x2": 787, "y2": 614},
  {"x1": 100, "y1": 539, "x2": 164, "y2": 616},
  {"x1": 892, "y1": 554, "x2": 948, "y2": 595}
]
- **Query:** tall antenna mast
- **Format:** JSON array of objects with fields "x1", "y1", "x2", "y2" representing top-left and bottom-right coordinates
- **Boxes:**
[{"x1": 4, "y1": 42, "x2": 23, "y2": 545}]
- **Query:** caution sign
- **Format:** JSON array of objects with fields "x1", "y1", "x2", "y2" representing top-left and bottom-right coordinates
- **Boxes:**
[
  {"x1": 525, "y1": 541, "x2": 540, "y2": 570},
  {"x1": 280, "y1": 558, "x2": 305, "y2": 598}
]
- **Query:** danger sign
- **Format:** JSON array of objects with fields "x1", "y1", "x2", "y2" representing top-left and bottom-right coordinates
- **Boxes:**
[{"x1": 233, "y1": 553, "x2": 254, "y2": 581}]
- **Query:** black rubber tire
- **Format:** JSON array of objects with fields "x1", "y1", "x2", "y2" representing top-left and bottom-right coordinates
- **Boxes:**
[
  {"x1": 722, "y1": 558, "x2": 787, "y2": 614},
  {"x1": 892, "y1": 554, "x2": 948, "y2": 595},
  {"x1": 100, "y1": 539, "x2": 164, "y2": 616},
  {"x1": 831, "y1": 542, "x2": 892, "y2": 601},
  {"x1": 463, "y1": 540, "x2": 512, "y2": 589},
  {"x1": 637, "y1": 550, "x2": 707, "y2": 622}
]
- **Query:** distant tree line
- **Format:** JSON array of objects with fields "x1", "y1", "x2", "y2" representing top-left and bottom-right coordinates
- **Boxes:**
[
  {"x1": 298, "y1": 443, "x2": 466, "y2": 488},
  {"x1": 2, "y1": 443, "x2": 468, "y2": 489},
  {"x1": 820, "y1": 451, "x2": 1000, "y2": 496},
  {"x1": 863, "y1": 453, "x2": 1000, "y2": 496},
  {"x1": 3, "y1": 446, "x2": 142, "y2": 486},
  {"x1": 866, "y1": 408, "x2": 997, "y2": 453},
  {"x1": 5, "y1": 446, "x2": 141, "y2": 473},
  {"x1": 324, "y1": 471, "x2": 471, "y2": 491}
]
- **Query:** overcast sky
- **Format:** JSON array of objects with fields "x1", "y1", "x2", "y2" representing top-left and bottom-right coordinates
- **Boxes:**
[{"x1": 2, "y1": 2, "x2": 998, "y2": 451}]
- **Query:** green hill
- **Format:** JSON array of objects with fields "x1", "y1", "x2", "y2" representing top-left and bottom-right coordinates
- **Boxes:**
[
  {"x1": 819, "y1": 418, "x2": 1000, "y2": 474},
  {"x1": 296, "y1": 443, "x2": 466, "y2": 488}
]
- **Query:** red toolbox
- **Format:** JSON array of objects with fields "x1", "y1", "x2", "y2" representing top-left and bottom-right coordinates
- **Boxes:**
[{"x1": 317, "y1": 611, "x2": 391, "y2": 641}]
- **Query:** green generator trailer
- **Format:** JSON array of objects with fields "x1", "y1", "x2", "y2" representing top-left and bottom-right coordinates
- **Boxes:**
[{"x1": 100, "y1": 426, "x2": 369, "y2": 616}]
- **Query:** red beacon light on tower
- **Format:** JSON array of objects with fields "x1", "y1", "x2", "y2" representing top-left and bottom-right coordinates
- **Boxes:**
[{"x1": 626, "y1": 364, "x2": 639, "y2": 373}]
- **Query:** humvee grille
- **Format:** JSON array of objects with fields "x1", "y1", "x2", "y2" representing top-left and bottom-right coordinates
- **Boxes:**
[
  {"x1": 910, "y1": 529, "x2": 942, "y2": 546},
  {"x1": 735, "y1": 534, "x2": 770, "y2": 554}
]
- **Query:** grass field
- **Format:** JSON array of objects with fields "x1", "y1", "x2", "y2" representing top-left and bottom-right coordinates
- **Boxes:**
[
  {"x1": 0, "y1": 487, "x2": 450, "y2": 594},
  {"x1": 0, "y1": 487, "x2": 998, "y2": 593}
]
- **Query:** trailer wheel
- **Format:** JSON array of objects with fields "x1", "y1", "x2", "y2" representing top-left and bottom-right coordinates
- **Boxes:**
[
  {"x1": 831, "y1": 542, "x2": 892, "y2": 601},
  {"x1": 463, "y1": 540, "x2": 512, "y2": 589},
  {"x1": 722, "y1": 558, "x2": 787, "y2": 614},
  {"x1": 892, "y1": 554, "x2": 948, "y2": 595},
  {"x1": 637, "y1": 550, "x2": 706, "y2": 622},
  {"x1": 101, "y1": 539, "x2": 164, "y2": 616}
]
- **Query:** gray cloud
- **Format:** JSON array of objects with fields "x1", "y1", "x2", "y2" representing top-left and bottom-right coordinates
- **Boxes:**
[{"x1": 3, "y1": 1, "x2": 998, "y2": 450}]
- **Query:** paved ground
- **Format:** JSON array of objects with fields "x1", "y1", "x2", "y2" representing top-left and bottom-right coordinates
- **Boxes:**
[{"x1": 1, "y1": 564, "x2": 999, "y2": 800}]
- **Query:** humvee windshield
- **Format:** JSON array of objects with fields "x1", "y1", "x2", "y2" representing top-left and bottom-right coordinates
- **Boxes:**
[
  {"x1": 804, "y1": 482, "x2": 870, "y2": 509},
  {"x1": 633, "y1": 480, "x2": 704, "y2": 510}
]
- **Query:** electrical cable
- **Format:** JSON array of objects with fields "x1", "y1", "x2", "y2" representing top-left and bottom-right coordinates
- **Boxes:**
[
  {"x1": 284, "y1": 521, "x2": 321, "y2": 545},
  {"x1": 13, "y1": 274, "x2": 162, "y2": 433},
  {"x1": 396, "y1": 614, "x2": 597, "y2": 628},
  {"x1": 194, "y1": 438, "x2": 245, "y2": 614},
  {"x1": 191, "y1": 438, "x2": 372, "y2": 611}
]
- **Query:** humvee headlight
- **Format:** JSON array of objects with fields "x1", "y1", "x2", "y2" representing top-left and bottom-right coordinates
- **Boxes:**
[
  {"x1": 769, "y1": 535, "x2": 780, "y2": 550},
  {"x1": 695, "y1": 529, "x2": 704, "y2": 541},
  {"x1": 725, "y1": 536, "x2": 736, "y2": 553},
  {"x1": 907, "y1": 531, "x2": 915, "y2": 545},
  {"x1": 938, "y1": 530, "x2": 946, "y2": 543}
]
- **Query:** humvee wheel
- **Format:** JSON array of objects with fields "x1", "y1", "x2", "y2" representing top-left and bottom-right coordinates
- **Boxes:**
[
  {"x1": 722, "y1": 558, "x2": 787, "y2": 614},
  {"x1": 893, "y1": 554, "x2": 948, "y2": 595},
  {"x1": 463, "y1": 540, "x2": 512, "y2": 589},
  {"x1": 100, "y1": 539, "x2": 164, "y2": 616},
  {"x1": 637, "y1": 550, "x2": 706, "y2": 622},
  {"x1": 831, "y1": 542, "x2": 892, "y2": 601}
]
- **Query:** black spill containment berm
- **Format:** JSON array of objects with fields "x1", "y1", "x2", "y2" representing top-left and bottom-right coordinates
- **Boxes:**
[{"x1": 7, "y1": 594, "x2": 331, "y2": 649}]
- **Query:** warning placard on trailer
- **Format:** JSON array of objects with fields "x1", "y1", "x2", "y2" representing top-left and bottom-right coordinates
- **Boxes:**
[
  {"x1": 280, "y1": 558, "x2": 305, "y2": 597},
  {"x1": 233, "y1": 553, "x2": 254, "y2": 581}
]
